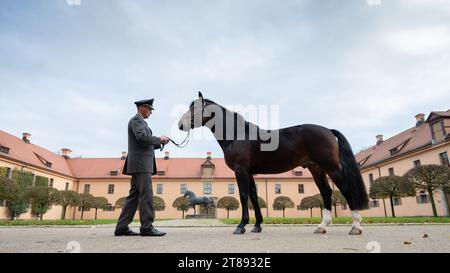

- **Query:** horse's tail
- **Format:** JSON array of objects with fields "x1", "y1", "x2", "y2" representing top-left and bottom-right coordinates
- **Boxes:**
[{"x1": 331, "y1": 129, "x2": 369, "y2": 210}]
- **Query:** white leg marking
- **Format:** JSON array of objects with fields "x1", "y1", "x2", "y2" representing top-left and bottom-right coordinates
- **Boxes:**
[
  {"x1": 319, "y1": 209, "x2": 332, "y2": 229},
  {"x1": 351, "y1": 210, "x2": 362, "y2": 230}
]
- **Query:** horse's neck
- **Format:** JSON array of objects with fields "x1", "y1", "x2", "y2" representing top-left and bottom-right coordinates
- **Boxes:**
[{"x1": 204, "y1": 102, "x2": 260, "y2": 150}]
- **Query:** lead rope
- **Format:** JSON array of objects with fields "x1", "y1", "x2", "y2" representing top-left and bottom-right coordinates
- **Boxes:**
[{"x1": 160, "y1": 130, "x2": 191, "y2": 151}]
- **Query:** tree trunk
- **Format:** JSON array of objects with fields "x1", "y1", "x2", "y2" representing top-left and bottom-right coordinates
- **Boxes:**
[
  {"x1": 182, "y1": 211, "x2": 185, "y2": 219},
  {"x1": 61, "y1": 206, "x2": 67, "y2": 220},
  {"x1": 389, "y1": 196, "x2": 396, "y2": 218},
  {"x1": 227, "y1": 209, "x2": 230, "y2": 219},
  {"x1": 310, "y1": 209, "x2": 312, "y2": 218},
  {"x1": 334, "y1": 205, "x2": 338, "y2": 217},
  {"x1": 40, "y1": 213, "x2": 43, "y2": 221},
  {"x1": 282, "y1": 209, "x2": 285, "y2": 218},
  {"x1": 95, "y1": 208, "x2": 98, "y2": 220},
  {"x1": 11, "y1": 212, "x2": 15, "y2": 221},
  {"x1": 81, "y1": 208, "x2": 84, "y2": 220},
  {"x1": 428, "y1": 188, "x2": 438, "y2": 217},
  {"x1": 382, "y1": 199, "x2": 387, "y2": 217},
  {"x1": 320, "y1": 207, "x2": 323, "y2": 218}
]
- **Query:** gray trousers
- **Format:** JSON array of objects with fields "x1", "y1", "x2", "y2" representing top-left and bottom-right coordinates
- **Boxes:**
[{"x1": 116, "y1": 173, "x2": 154, "y2": 231}]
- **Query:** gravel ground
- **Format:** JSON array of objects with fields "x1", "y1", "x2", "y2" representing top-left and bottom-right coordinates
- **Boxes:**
[{"x1": 0, "y1": 225, "x2": 449, "y2": 253}]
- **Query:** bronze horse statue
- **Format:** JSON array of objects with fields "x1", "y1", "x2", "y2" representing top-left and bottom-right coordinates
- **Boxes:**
[
  {"x1": 184, "y1": 190, "x2": 216, "y2": 215},
  {"x1": 178, "y1": 92, "x2": 369, "y2": 235}
]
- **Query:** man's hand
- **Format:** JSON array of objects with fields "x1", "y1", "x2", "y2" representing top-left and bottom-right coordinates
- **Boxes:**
[{"x1": 160, "y1": 136, "x2": 170, "y2": 145}]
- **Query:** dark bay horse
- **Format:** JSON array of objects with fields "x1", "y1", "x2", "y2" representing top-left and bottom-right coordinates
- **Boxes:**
[
  {"x1": 178, "y1": 92, "x2": 369, "y2": 235},
  {"x1": 184, "y1": 190, "x2": 216, "y2": 215}
]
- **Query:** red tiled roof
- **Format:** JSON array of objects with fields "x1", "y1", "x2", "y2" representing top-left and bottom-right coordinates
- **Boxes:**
[
  {"x1": 0, "y1": 130, "x2": 74, "y2": 177},
  {"x1": 355, "y1": 123, "x2": 433, "y2": 169}
]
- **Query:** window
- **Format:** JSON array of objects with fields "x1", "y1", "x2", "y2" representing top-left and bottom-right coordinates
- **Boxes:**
[
  {"x1": 228, "y1": 184, "x2": 235, "y2": 194},
  {"x1": 297, "y1": 205, "x2": 307, "y2": 211},
  {"x1": 49, "y1": 179, "x2": 54, "y2": 188},
  {"x1": 275, "y1": 184, "x2": 281, "y2": 194},
  {"x1": 203, "y1": 183, "x2": 212, "y2": 195},
  {"x1": 78, "y1": 207, "x2": 90, "y2": 212},
  {"x1": 432, "y1": 122, "x2": 445, "y2": 142},
  {"x1": 439, "y1": 152, "x2": 449, "y2": 167},
  {"x1": 84, "y1": 184, "x2": 90, "y2": 194},
  {"x1": 180, "y1": 184, "x2": 187, "y2": 195},
  {"x1": 389, "y1": 148, "x2": 399, "y2": 155},
  {"x1": 104, "y1": 204, "x2": 115, "y2": 212},
  {"x1": 108, "y1": 184, "x2": 115, "y2": 194},
  {"x1": 156, "y1": 184, "x2": 163, "y2": 195},
  {"x1": 6, "y1": 168, "x2": 11, "y2": 178},
  {"x1": 370, "y1": 200, "x2": 380, "y2": 208},
  {"x1": 341, "y1": 204, "x2": 348, "y2": 210},
  {"x1": 0, "y1": 200, "x2": 5, "y2": 207},
  {"x1": 388, "y1": 168, "x2": 395, "y2": 176},
  {"x1": 298, "y1": 184, "x2": 304, "y2": 194},
  {"x1": 393, "y1": 197, "x2": 402, "y2": 206},
  {"x1": 369, "y1": 174, "x2": 374, "y2": 185},
  {"x1": 413, "y1": 160, "x2": 421, "y2": 168},
  {"x1": 65, "y1": 183, "x2": 69, "y2": 190},
  {"x1": 416, "y1": 192, "x2": 430, "y2": 204},
  {"x1": 0, "y1": 146, "x2": 10, "y2": 154}
]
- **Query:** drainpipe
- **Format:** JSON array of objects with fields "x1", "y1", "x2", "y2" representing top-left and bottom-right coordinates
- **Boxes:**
[
  {"x1": 440, "y1": 190, "x2": 449, "y2": 216},
  {"x1": 265, "y1": 179, "x2": 269, "y2": 219}
]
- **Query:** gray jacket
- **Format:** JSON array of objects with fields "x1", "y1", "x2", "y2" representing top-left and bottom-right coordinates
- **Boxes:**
[{"x1": 123, "y1": 114, "x2": 162, "y2": 175}]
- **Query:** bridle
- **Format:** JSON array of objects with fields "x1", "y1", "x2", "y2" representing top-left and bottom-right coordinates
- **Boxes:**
[{"x1": 160, "y1": 100, "x2": 205, "y2": 151}]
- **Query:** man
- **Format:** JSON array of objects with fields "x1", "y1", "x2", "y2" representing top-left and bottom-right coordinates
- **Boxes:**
[{"x1": 115, "y1": 98, "x2": 170, "y2": 237}]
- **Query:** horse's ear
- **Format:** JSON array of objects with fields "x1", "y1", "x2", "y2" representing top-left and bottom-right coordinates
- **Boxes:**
[{"x1": 198, "y1": 91, "x2": 203, "y2": 98}]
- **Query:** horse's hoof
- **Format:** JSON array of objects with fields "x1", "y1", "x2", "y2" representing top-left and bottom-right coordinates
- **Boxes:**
[
  {"x1": 233, "y1": 227, "x2": 246, "y2": 235},
  {"x1": 251, "y1": 226, "x2": 262, "y2": 233},
  {"x1": 349, "y1": 227, "x2": 363, "y2": 235},
  {"x1": 314, "y1": 227, "x2": 327, "y2": 234}
]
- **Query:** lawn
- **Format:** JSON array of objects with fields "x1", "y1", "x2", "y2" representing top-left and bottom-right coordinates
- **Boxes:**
[{"x1": 219, "y1": 217, "x2": 450, "y2": 225}]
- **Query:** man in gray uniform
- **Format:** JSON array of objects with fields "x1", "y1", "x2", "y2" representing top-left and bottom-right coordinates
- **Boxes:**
[{"x1": 115, "y1": 99, "x2": 169, "y2": 237}]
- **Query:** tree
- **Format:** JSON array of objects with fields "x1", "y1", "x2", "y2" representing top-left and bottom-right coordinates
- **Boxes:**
[
  {"x1": 217, "y1": 196, "x2": 240, "y2": 219},
  {"x1": 0, "y1": 170, "x2": 34, "y2": 220},
  {"x1": 153, "y1": 196, "x2": 166, "y2": 212},
  {"x1": 331, "y1": 190, "x2": 348, "y2": 217},
  {"x1": 273, "y1": 196, "x2": 295, "y2": 218},
  {"x1": 369, "y1": 175, "x2": 415, "y2": 218},
  {"x1": 300, "y1": 196, "x2": 322, "y2": 218},
  {"x1": 172, "y1": 196, "x2": 191, "y2": 219},
  {"x1": 115, "y1": 197, "x2": 127, "y2": 209},
  {"x1": 91, "y1": 197, "x2": 109, "y2": 220},
  {"x1": 79, "y1": 193, "x2": 95, "y2": 220},
  {"x1": 404, "y1": 165, "x2": 450, "y2": 217},
  {"x1": 56, "y1": 190, "x2": 81, "y2": 220},
  {"x1": 248, "y1": 197, "x2": 267, "y2": 210},
  {"x1": 26, "y1": 186, "x2": 60, "y2": 220},
  {"x1": 0, "y1": 176, "x2": 27, "y2": 220}
]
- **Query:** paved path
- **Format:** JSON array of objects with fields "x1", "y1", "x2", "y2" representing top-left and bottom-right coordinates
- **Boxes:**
[{"x1": 1, "y1": 224, "x2": 449, "y2": 253}]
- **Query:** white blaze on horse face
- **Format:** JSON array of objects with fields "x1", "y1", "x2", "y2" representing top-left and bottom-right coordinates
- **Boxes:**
[
  {"x1": 319, "y1": 209, "x2": 332, "y2": 229},
  {"x1": 351, "y1": 211, "x2": 362, "y2": 229}
]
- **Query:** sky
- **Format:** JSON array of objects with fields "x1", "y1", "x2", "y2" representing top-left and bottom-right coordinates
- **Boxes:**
[{"x1": 1, "y1": 0, "x2": 450, "y2": 159}]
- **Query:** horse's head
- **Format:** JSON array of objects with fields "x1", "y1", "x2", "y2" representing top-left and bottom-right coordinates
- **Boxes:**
[
  {"x1": 183, "y1": 190, "x2": 193, "y2": 198},
  {"x1": 178, "y1": 92, "x2": 215, "y2": 132}
]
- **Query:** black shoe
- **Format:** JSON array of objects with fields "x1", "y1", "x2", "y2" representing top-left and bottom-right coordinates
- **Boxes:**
[
  {"x1": 140, "y1": 228, "x2": 167, "y2": 237},
  {"x1": 114, "y1": 229, "x2": 140, "y2": 237}
]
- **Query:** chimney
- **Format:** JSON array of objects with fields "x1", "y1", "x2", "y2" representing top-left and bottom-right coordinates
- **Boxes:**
[
  {"x1": 121, "y1": 151, "x2": 127, "y2": 160},
  {"x1": 22, "y1": 133, "x2": 31, "y2": 144},
  {"x1": 415, "y1": 113, "x2": 425, "y2": 127},
  {"x1": 376, "y1": 134, "x2": 384, "y2": 145},
  {"x1": 164, "y1": 151, "x2": 170, "y2": 160},
  {"x1": 206, "y1": 152, "x2": 212, "y2": 160},
  {"x1": 60, "y1": 148, "x2": 72, "y2": 159}
]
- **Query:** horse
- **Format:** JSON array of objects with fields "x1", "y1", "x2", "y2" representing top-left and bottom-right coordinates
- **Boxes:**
[
  {"x1": 184, "y1": 190, "x2": 216, "y2": 215},
  {"x1": 178, "y1": 92, "x2": 369, "y2": 235}
]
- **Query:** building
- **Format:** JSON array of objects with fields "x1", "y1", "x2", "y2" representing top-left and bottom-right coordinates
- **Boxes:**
[
  {"x1": 355, "y1": 111, "x2": 450, "y2": 217},
  {"x1": 0, "y1": 109, "x2": 449, "y2": 220}
]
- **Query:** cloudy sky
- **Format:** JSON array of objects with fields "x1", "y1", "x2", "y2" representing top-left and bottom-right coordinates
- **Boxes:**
[{"x1": 1, "y1": 0, "x2": 450, "y2": 159}]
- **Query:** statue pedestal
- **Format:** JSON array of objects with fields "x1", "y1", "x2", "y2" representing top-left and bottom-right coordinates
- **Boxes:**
[{"x1": 186, "y1": 207, "x2": 217, "y2": 219}]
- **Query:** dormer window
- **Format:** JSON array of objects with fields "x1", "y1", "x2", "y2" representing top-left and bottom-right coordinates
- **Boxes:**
[
  {"x1": 389, "y1": 148, "x2": 399, "y2": 155},
  {"x1": 33, "y1": 153, "x2": 52, "y2": 168},
  {"x1": 293, "y1": 170, "x2": 303, "y2": 176},
  {"x1": 110, "y1": 170, "x2": 119, "y2": 176},
  {"x1": 157, "y1": 170, "x2": 166, "y2": 176},
  {"x1": 431, "y1": 122, "x2": 445, "y2": 143},
  {"x1": 0, "y1": 145, "x2": 10, "y2": 154}
]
